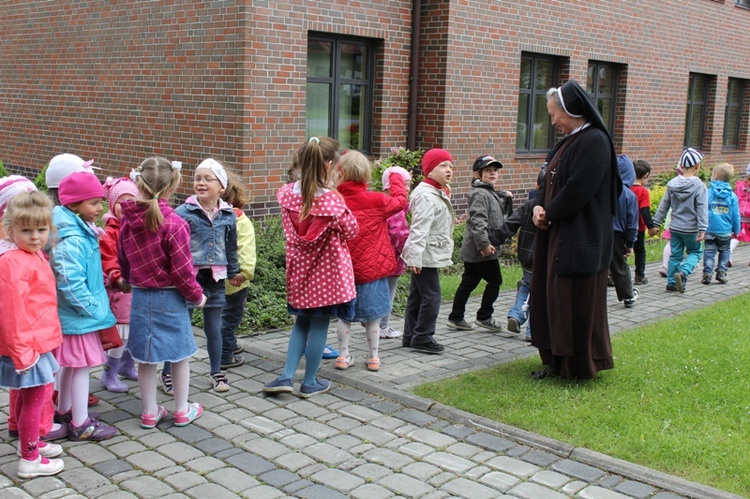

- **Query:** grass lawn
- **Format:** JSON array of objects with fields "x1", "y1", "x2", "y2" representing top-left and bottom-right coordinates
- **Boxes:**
[{"x1": 413, "y1": 291, "x2": 750, "y2": 497}]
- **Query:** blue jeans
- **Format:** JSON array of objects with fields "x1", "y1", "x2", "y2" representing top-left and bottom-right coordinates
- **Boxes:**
[
  {"x1": 507, "y1": 269, "x2": 531, "y2": 336},
  {"x1": 703, "y1": 235, "x2": 731, "y2": 276},
  {"x1": 668, "y1": 231, "x2": 704, "y2": 286},
  {"x1": 221, "y1": 288, "x2": 248, "y2": 362}
]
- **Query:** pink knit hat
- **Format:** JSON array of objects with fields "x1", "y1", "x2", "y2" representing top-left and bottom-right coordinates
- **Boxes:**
[
  {"x1": 0, "y1": 176, "x2": 37, "y2": 218},
  {"x1": 58, "y1": 171, "x2": 104, "y2": 206},
  {"x1": 103, "y1": 177, "x2": 139, "y2": 207},
  {"x1": 422, "y1": 149, "x2": 453, "y2": 177}
]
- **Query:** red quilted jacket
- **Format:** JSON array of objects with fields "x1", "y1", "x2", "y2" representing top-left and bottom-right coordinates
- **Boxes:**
[{"x1": 337, "y1": 174, "x2": 408, "y2": 284}]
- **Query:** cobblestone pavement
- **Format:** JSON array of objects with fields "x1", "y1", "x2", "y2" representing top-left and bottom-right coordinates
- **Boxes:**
[{"x1": 1, "y1": 247, "x2": 749, "y2": 498}]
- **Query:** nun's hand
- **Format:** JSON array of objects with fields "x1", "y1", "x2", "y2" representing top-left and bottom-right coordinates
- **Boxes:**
[{"x1": 533, "y1": 206, "x2": 548, "y2": 230}]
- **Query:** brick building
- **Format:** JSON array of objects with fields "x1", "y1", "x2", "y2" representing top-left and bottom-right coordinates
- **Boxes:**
[{"x1": 1, "y1": 0, "x2": 749, "y2": 215}]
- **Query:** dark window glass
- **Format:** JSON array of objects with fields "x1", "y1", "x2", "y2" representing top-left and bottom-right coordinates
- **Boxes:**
[
  {"x1": 723, "y1": 78, "x2": 744, "y2": 148},
  {"x1": 685, "y1": 74, "x2": 709, "y2": 148},
  {"x1": 586, "y1": 62, "x2": 618, "y2": 135},
  {"x1": 517, "y1": 55, "x2": 558, "y2": 153}
]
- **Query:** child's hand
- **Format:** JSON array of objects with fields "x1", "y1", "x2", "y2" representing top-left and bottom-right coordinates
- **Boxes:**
[
  {"x1": 196, "y1": 295, "x2": 208, "y2": 309},
  {"x1": 697, "y1": 232, "x2": 705, "y2": 242},
  {"x1": 480, "y1": 244, "x2": 496, "y2": 257},
  {"x1": 648, "y1": 227, "x2": 660, "y2": 238},
  {"x1": 407, "y1": 266, "x2": 422, "y2": 275},
  {"x1": 116, "y1": 278, "x2": 132, "y2": 293},
  {"x1": 228, "y1": 275, "x2": 246, "y2": 287},
  {"x1": 624, "y1": 247, "x2": 634, "y2": 258}
]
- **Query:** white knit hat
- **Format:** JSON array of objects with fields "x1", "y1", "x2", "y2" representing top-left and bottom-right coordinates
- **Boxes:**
[{"x1": 45, "y1": 154, "x2": 95, "y2": 188}]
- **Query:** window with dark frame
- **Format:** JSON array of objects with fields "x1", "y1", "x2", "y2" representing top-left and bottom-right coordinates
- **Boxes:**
[
  {"x1": 737, "y1": 0, "x2": 750, "y2": 8},
  {"x1": 516, "y1": 54, "x2": 559, "y2": 153},
  {"x1": 723, "y1": 78, "x2": 745, "y2": 149},
  {"x1": 685, "y1": 73, "x2": 709, "y2": 149},
  {"x1": 306, "y1": 34, "x2": 375, "y2": 153},
  {"x1": 586, "y1": 62, "x2": 618, "y2": 136}
]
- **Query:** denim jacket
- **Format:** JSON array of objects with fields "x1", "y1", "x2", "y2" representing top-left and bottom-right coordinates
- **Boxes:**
[{"x1": 175, "y1": 196, "x2": 240, "y2": 278}]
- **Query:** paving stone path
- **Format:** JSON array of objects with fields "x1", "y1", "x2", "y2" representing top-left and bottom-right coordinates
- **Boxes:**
[{"x1": 1, "y1": 247, "x2": 749, "y2": 498}]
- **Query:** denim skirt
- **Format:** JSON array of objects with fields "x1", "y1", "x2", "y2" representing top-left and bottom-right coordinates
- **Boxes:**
[
  {"x1": 0, "y1": 352, "x2": 59, "y2": 389},
  {"x1": 352, "y1": 277, "x2": 391, "y2": 322},
  {"x1": 193, "y1": 268, "x2": 226, "y2": 309},
  {"x1": 287, "y1": 298, "x2": 356, "y2": 322},
  {"x1": 129, "y1": 287, "x2": 197, "y2": 364}
]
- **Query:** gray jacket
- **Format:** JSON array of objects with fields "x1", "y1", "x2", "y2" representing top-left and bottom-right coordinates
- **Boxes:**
[
  {"x1": 653, "y1": 176, "x2": 708, "y2": 233},
  {"x1": 401, "y1": 182, "x2": 454, "y2": 269},
  {"x1": 460, "y1": 180, "x2": 512, "y2": 263}
]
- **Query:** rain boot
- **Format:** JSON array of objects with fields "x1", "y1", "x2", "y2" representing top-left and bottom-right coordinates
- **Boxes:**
[
  {"x1": 117, "y1": 350, "x2": 139, "y2": 381},
  {"x1": 101, "y1": 355, "x2": 128, "y2": 393}
]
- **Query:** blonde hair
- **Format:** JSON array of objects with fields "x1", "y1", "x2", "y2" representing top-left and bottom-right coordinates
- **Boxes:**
[
  {"x1": 2, "y1": 190, "x2": 53, "y2": 238},
  {"x1": 221, "y1": 171, "x2": 250, "y2": 209},
  {"x1": 298, "y1": 137, "x2": 340, "y2": 219},
  {"x1": 712, "y1": 163, "x2": 734, "y2": 182},
  {"x1": 133, "y1": 157, "x2": 181, "y2": 231},
  {"x1": 338, "y1": 151, "x2": 371, "y2": 183}
]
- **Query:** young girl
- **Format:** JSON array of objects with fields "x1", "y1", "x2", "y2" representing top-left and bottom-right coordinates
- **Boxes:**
[
  {"x1": 401, "y1": 148, "x2": 455, "y2": 354},
  {"x1": 172, "y1": 158, "x2": 240, "y2": 393},
  {"x1": 0, "y1": 191, "x2": 65, "y2": 478},
  {"x1": 729, "y1": 162, "x2": 750, "y2": 265},
  {"x1": 263, "y1": 136, "x2": 358, "y2": 398},
  {"x1": 118, "y1": 157, "x2": 206, "y2": 428},
  {"x1": 99, "y1": 177, "x2": 140, "y2": 392},
  {"x1": 334, "y1": 151, "x2": 408, "y2": 371},
  {"x1": 219, "y1": 172, "x2": 256, "y2": 369},
  {"x1": 51, "y1": 171, "x2": 118, "y2": 441}
]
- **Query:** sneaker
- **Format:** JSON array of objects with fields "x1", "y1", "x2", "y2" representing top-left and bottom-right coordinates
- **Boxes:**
[
  {"x1": 659, "y1": 268, "x2": 668, "y2": 278},
  {"x1": 634, "y1": 276, "x2": 649, "y2": 285},
  {"x1": 367, "y1": 358, "x2": 381, "y2": 372},
  {"x1": 8, "y1": 429, "x2": 18, "y2": 438},
  {"x1": 701, "y1": 273, "x2": 711, "y2": 285},
  {"x1": 623, "y1": 288, "x2": 639, "y2": 308},
  {"x1": 220, "y1": 354, "x2": 245, "y2": 369},
  {"x1": 475, "y1": 318, "x2": 502, "y2": 332},
  {"x1": 54, "y1": 411, "x2": 99, "y2": 425},
  {"x1": 233, "y1": 344, "x2": 244, "y2": 355},
  {"x1": 173, "y1": 403, "x2": 203, "y2": 427},
  {"x1": 322, "y1": 345, "x2": 339, "y2": 360},
  {"x1": 716, "y1": 271, "x2": 728, "y2": 284},
  {"x1": 379, "y1": 326, "x2": 403, "y2": 339},
  {"x1": 299, "y1": 379, "x2": 331, "y2": 399},
  {"x1": 17, "y1": 441, "x2": 63, "y2": 458},
  {"x1": 674, "y1": 271, "x2": 686, "y2": 293},
  {"x1": 447, "y1": 319, "x2": 473, "y2": 330},
  {"x1": 160, "y1": 372, "x2": 173, "y2": 396},
  {"x1": 411, "y1": 341, "x2": 445, "y2": 354},
  {"x1": 507, "y1": 317, "x2": 521, "y2": 334},
  {"x1": 68, "y1": 417, "x2": 117, "y2": 441},
  {"x1": 263, "y1": 377, "x2": 293, "y2": 394},
  {"x1": 335, "y1": 355, "x2": 354, "y2": 370},
  {"x1": 17, "y1": 455, "x2": 64, "y2": 479},
  {"x1": 41, "y1": 424, "x2": 68, "y2": 441},
  {"x1": 140, "y1": 406, "x2": 168, "y2": 429},
  {"x1": 666, "y1": 284, "x2": 678, "y2": 292},
  {"x1": 211, "y1": 373, "x2": 230, "y2": 392},
  {"x1": 524, "y1": 334, "x2": 532, "y2": 342}
]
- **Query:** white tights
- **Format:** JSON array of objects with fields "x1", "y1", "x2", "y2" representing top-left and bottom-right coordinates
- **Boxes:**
[
  {"x1": 138, "y1": 359, "x2": 190, "y2": 416},
  {"x1": 57, "y1": 366, "x2": 92, "y2": 427},
  {"x1": 336, "y1": 320, "x2": 380, "y2": 360}
]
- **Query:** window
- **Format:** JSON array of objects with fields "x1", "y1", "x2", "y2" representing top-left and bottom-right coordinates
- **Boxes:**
[
  {"x1": 306, "y1": 34, "x2": 375, "y2": 153},
  {"x1": 685, "y1": 73, "x2": 709, "y2": 148},
  {"x1": 737, "y1": 0, "x2": 750, "y2": 8},
  {"x1": 517, "y1": 54, "x2": 559, "y2": 153},
  {"x1": 723, "y1": 78, "x2": 745, "y2": 148},
  {"x1": 586, "y1": 62, "x2": 618, "y2": 134}
]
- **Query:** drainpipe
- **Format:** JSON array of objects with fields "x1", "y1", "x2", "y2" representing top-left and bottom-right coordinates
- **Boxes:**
[{"x1": 407, "y1": 0, "x2": 421, "y2": 150}]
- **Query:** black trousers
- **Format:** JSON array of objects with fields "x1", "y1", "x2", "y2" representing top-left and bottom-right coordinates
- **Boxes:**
[
  {"x1": 403, "y1": 268, "x2": 441, "y2": 347},
  {"x1": 448, "y1": 259, "x2": 502, "y2": 322},
  {"x1": 633, "y1": 230, "x2": 646, "y2": 278},
  {"x1": 609, "y1": 232, "x2": 635, "y2": 301}
]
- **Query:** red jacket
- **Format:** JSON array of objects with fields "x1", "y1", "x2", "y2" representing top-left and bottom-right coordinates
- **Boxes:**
[
  {"x1": 100, "y1": 216, "x2": 131, "y2": 323},
  {"x1": 0, "y1": 249, "x2": 63, "y2": 371},
  {"x1": 337, "y1": 173, "x2": 408, "y2": 284}
]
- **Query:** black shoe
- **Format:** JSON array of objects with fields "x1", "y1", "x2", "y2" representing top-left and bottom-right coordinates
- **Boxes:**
[
  {"x1": 411, "y1": 341, "x2": 445, "y2": 354},
  {"x1": 701, "y1": 274, "x2": 711, "y2": 285},
  {"x1": 674, "y1": 271, "x2": 686, "y2": 293},
  {"x1": 666, "y1": 284, "x2": 677, "y2": 292},
  {"x1": 530, "y1": 368, "x2": 557, "y2": 380},
  {"x1": 716, "y1": 271, "x2": 728, "y2": 284},
  {"x1": 634, "y1": 276, "x2": 648, "y2": 285}
]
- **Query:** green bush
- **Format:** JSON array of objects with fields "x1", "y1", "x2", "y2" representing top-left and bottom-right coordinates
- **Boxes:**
[
  {"x1": 371, "y1": 147, "x2": 424, "y2": 191},
  {"x1": 35, "y1": 164, "x2": 49, "y2": 191},
  {"x1": 0, "y1": 160, "x2": 9, "y2": 178}
]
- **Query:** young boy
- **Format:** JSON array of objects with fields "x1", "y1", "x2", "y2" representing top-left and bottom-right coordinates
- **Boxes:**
[
  {"x1": 447, "y1": 155, "x2": 512, "y2": 332},
  {"x1": 652, "y1": 148, "x2": 708, "y2": 293},
  {"x1": 702, "y1": 163, "x2": 740, "y2": 285},
  {"x1": 631, "y1": 159, "x2": 659, "y2": 284},
  {"x1": 610, "y1": 155, "x2": 640, "y2": 307}
]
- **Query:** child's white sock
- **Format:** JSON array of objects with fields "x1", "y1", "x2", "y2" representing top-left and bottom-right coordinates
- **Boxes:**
[
  {"x1": 336, "y1": 321, "x2": 351, "y2": 359},
  {"x1": 138, "y1": 363, "x2": 158, "y2": 416},
  {"x1": 171, "y1": 359, "x2": 190, "y2": 415},
  {"x1": 365, "y1": 320, "x2": 380, "y2": 359}
]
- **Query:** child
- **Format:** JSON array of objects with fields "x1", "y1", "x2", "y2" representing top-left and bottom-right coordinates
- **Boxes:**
[
  {"x1": 504, "y1": 168, "x2": 544, "y2": 342},
  {"x1": 631, "y1": 159, "x2": 659, "y2": 285},
  {"x1": 263, "y1": 136, "x2": 358, "y2": 397},
  {"x1": 118, "y1": 157, "x2": 206, "y2": 428},
  {"x1": 334, "y1": 151, "x2": 408, "y2": 371},
  {"x1": 50, "y1": 171, "x2": 118, "y2": 440},
  {"x1": 170, "y1": 159, "x2": 240, "y2": 393},
  {"x1": 610, "y1": 155, "x2": 639, "y2": 308},
  {"x1": 99, "y1": 177, "x2": 140, "y2": 392},
  {"x1": 729, "y1": 162, "x2": 750, "y2": 264},
  {"x1": 652, "y1": 148, "x2": 708, "y2": 293},
  {"x1": 401, "y1": 148, "x2": 454, "y2": 354},
  {"x1": 220, "y1": 172, "x2": 256, "y2": 369},
  {"x1": 447, "y1": 155, "x2": 511, "y2": 332},
  {"x1": 0, "y1": 191, "x2": 65, "y2": 478},
  {"x1": 701, "y1": 163, "x2": 740, "y2": 284},
  {"x1": 378, "y1": 167, "x2": 411, "y2": 340}
]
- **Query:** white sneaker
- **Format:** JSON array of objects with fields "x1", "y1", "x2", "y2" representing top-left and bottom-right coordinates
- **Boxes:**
[
  {"x1": 17, "y1": 441, "x2": 63, "y2": 458},
  {"x1": 379, "y1": 326, "x2": 403, "y2": 339},
  {"x1": 18, "y1": 455, "x2": 64, "y2": 479}
]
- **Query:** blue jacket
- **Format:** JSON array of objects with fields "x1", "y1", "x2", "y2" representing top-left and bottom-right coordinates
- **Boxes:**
[
  {"x1": 613, "y1": 155, "x2": 639, "y2": 247},
  {"x1": 707, "y1": 180, "x2": 741, "y2": 238},
  {"x1": 175, "y1": 196, "x2": 240, "y2": 277},
  {"x1": 51, "y1": 206, "x2": 116, "y2": 335}
]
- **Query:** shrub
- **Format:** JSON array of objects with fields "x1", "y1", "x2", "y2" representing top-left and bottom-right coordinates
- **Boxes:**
[
  {"x1": 371, "y1": 147, "x2": 424, "y2": 191},
  {"x1": 35, "y1": 164, "x2": 49, "y2": 191},
  {"x1": 0, "y1": 160, "x2": 9, "y2": 178}
]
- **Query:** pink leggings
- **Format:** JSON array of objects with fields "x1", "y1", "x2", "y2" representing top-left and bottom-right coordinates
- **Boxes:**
[
  {"x1": 7, "y1": 383, "x2": 54, "y2": 436},
  {"x1": 14, "y1": 384, "x2": 48, "y2": 460}
]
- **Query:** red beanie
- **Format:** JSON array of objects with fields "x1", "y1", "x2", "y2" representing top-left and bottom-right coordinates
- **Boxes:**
[{"x1": 422, "y1": 149, "x2": 453, "y2": 177}]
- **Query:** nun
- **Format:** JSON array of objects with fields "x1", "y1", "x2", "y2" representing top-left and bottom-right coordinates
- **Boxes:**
[{"x1": 529, "y1": 78, "x2": 622, "y2": 380}]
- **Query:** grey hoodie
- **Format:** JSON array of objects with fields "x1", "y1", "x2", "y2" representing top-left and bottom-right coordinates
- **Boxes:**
[{"x1": 653, "y1": 175, "x2": 708, "y2": 233}]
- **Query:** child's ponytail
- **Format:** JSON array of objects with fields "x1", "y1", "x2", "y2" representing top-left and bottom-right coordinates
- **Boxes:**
[
  {"x1": 131, "y1": 157, "x2": 181, "y2": 231},
  {"x1": 298, "y1": 136, "x2": 340, "y2": 219}
]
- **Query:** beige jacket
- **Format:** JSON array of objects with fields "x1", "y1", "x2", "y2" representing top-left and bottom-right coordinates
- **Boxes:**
[{"x1": 401, "y1": 182, "x2": 454, "y2": 269}]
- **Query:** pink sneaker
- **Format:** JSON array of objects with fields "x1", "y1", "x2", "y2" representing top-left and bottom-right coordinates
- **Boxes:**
[
  {"x1": 140, "y1": 406, "x2": 168, "y2": 429},
  {"x1": 173, "y1": 403, "x2": 203, "y2": 427}
]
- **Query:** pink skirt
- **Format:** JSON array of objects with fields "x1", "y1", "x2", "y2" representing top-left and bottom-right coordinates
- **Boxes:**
[{"x1": 54, "y1": 332, "x2": 107, "y2": 368}]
